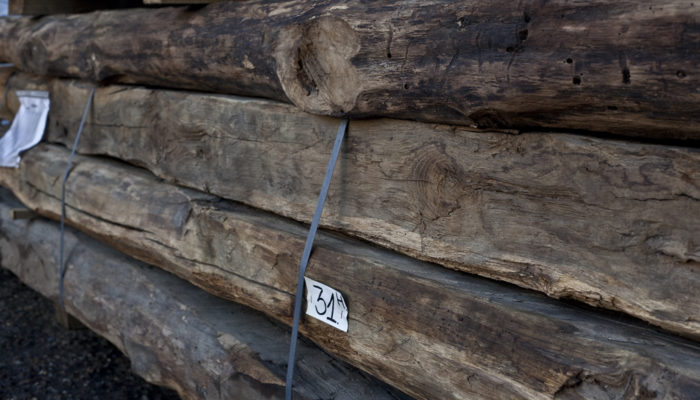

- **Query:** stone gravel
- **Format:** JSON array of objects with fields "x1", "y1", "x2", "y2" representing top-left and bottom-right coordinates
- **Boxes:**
[{"x1": 0, "y1": 267, "x2": 180, "y2": 400}]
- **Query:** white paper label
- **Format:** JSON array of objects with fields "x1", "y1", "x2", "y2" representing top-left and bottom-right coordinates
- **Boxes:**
[
  {"x1": 0, "y1": 90, "x2": 50, "y2": 168},
  {"x1": 304, "y1": 277, "x2": 348, "y2": 332}
]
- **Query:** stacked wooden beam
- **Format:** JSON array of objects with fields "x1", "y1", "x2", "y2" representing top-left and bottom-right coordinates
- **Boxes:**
[
  {"x1": 0, "y1": 1, "x2": 699, "y2": 399},
  {"x1": 0, "y1": 0, "x2": 698, "y2": 139},
  {"x1": 4, "y1": 73, "x2": 700, "y2": 339},
  {"x1": 0, "y1": 188, "x2": 409, "y2": 400}
]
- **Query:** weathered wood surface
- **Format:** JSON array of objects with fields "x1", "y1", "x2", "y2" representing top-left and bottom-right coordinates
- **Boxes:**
[
  {"x1": 2, "y1": 145, "x2": 700, "y2": 399},
  {"x1": 0, "y1": 1, "x2": 699, "y2": 139},
  {"x1": 0, "y1": 189, "x2": 410, "y2": 400},
  {"x1": 5, "y1": 75, "x2": 699, "y2": 339}
]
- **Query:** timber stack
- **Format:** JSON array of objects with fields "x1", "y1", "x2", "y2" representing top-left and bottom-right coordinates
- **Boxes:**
[{"x1": 0, "y1": 1, "x2": 699, "y2": 399}]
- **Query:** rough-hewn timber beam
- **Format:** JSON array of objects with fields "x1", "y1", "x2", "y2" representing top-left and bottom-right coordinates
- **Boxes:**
[
  {"x1": 0, "y1": 189, "x2": 411, "y2": 400},
  {"x1": 0, "y1": 1, "x2": 698, "y2": 138},
  {"x1": 1, "y1": 145, "x2": 700, "y2": 399},
  {"x1": 2, "y1": 74, "x2": 698, "y2": 339}
]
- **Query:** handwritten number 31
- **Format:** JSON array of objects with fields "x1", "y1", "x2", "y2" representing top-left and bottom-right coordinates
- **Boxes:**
[{"x1": 313, "y1": 284, "x2": 341, "y2": 324}]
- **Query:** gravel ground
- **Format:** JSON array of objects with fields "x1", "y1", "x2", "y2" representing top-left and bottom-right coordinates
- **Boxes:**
[{"x1": 0, "y1": 267, "x2": 180, "y2": 400}]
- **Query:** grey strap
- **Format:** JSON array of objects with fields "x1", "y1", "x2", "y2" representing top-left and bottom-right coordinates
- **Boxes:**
[
  {"x1": 285, "y1": 119, "x2": 348, "y2": 400},
  {"x1": 0, "y1": 71, "x2": 15, "y2": 115},
  {"x1": 59, "y1": 87, "x2": 95, "y2": 310}
]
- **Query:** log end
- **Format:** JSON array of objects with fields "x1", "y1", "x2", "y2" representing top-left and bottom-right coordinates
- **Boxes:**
[{"x1": 274, "y1": 16, "x2": 361, "y2": 117}]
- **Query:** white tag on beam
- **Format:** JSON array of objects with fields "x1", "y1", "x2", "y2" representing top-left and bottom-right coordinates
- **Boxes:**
[
  {"x1": 0, "y1": 90, "x2": 50, "y2": 167},
  {"x1": 304, "y1": 277, "x2": 348, "y2": 332}
]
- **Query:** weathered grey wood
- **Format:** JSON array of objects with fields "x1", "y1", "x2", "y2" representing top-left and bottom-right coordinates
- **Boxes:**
[
  {"x1": 0, "y1": 1, "x2": 699, "y2": 138},
  {"x1": 2, "y1": 145, "x2": 700, "y2": 399},
  {"x1": 4, "y1": 75, "x2": 698, "y2": 339},
  {"x1": 0, "y1": 189, "x2": 410, "y2": 400}
]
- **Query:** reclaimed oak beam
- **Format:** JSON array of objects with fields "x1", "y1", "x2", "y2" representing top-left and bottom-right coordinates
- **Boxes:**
[
  {"x1": 0, "y1": 1, "x2": 698, "y2": 138},
  {"x1": 0, "y1": 189, "x2": 410, "y2": 400},
  {"x1": 3, "y1": 75, "x2": 698, "y2": 339},
  {"x1": 1, "y1": 145, "x2": 700, "y2": 399}
]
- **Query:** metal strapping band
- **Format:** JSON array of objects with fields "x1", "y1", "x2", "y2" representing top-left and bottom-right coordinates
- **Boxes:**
[
  {"x1": 59, "y1": 87, "x2": 95, "y2": 310},
  {"x1": 285, "y1": 119, "x2": 348, "y2": 400}
]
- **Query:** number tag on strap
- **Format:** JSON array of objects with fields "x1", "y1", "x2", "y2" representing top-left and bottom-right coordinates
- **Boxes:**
[{"x1": 304, "y1": 277, "x2": 348, "y2": 332}]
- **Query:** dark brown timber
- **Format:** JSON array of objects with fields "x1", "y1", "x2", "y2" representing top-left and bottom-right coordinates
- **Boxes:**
[
  {"x1": 0, "y1": 189, "x2": 411, "y2": 400},
  {"x1": 3, "y1": 75, "x2": 699, "y2": 339},
  {"x1": 0, "y1": 1, "x2": 698, "y2": 138},
  {"x1": 1, "y1": 145, "x2": 700, "y2": 399}
]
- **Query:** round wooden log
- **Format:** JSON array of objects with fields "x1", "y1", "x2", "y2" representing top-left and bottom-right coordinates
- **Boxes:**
[{"x1": 0, "y1": 1, "x2": 698, "y2": 138}]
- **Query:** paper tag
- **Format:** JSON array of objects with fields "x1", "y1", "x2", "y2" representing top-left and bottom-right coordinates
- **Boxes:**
[
  {"x1": 304, "y1": 277, "x2": 348, "y2": 332},
  {"x1": 0, "y1": 90, "x2": 50, "y2": 167}
]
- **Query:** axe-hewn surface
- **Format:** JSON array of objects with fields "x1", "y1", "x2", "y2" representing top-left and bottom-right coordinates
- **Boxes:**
[
  {"x1": 0, "y1": 1, "x2": 698, "y2": 138},
  {"x1": 3, "y1": 75, "x2": 699, "y2": 339},
  {"x1": 0, "y1": 189, "x2": 411, "y2": 400},
  {"x1": 2, "y1": 145, "x2": 700, "y2": 400}
]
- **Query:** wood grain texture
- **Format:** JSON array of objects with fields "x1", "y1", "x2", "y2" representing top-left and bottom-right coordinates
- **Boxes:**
[
  {"x1": 5, "y1": 75, "x2": 698, "y2": 339},
  {"x1": 2, "y1": 144, "x2": 700, "y2": 399},
  {"x1": 0, "y1": 1, "x2": 698, "y2": 138},
  {"x1": 0, "y1": 189, "x2": 410, "y2": 400}
]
